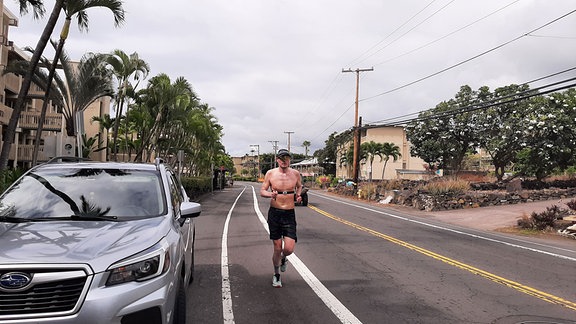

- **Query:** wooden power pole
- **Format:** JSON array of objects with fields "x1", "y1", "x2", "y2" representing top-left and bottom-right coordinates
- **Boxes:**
[{"x1": 342, "y1": 67, "x2": 373, "y2": 184}]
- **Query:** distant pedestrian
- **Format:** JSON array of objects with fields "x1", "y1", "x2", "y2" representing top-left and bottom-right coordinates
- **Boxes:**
[{"x1": 260, "y1": 149, "x2": 303, "y2": 288}]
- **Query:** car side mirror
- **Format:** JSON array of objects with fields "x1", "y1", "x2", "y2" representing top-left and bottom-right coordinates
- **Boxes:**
[{"x1": 181, "y1": 201, "x2": 201, "y2": 218}]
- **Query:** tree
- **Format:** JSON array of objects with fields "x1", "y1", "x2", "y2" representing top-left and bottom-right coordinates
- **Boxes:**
[
  {"x1": 133, "y1": 74, "x2": 198, "y2": 162},
  {"x1": 56, "y1": 51, "x2": 114, "y2": 137},
  {"x1": 302, "y1": 140, "x2": 311, "y2": 157},
  {"x1": 0, "y1": 0, "x2": 60, "y2": 170},
  {"x1": 380, "y1": 142, "x2": 401, "y2": 180},
  {"x1": 4, "y1": 47, "x2": 114, "y2": 162},
  {"x1": 107, "y1": 49, "x2": 150, "y2": 161},
  {"x1": 360, "y1": 141, "x2": 382, "y2": 182},
  {"x1": 81, "y1": 133, "x2": 105, "y2": 158},
  {"x1": 314, "y1": 130, "x2": 352, "y2": 176},
  {"x1": 407, "y1": 85, "x2": 482, "y2": 173},
  {"x1": 34, "y1": 0, "x2": 124, "y2": 163},
  {"x1": 46, "y1": 0, "x2": 124, "y2": 158},
  {"x1": 90, "y1": 114, "x2": 115, "y2": 160},
  {"x1": 515, "y1": 89, "x2": 576, "y2": 180},
  {"x1": 476, "y1": 84, "x2": 531, "y2": 181}
]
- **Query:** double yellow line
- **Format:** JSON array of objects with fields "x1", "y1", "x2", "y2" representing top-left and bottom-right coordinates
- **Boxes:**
[{"x1": 308, "y1": 204, "x2": 576, "y2": 311}]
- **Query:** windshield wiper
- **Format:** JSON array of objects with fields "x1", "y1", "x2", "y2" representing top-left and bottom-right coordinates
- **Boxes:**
[
  {"x1": 0, "y1": 216, "x2": 31, "y2": 223},
  {"x1": 31, "y1": 215, "x2": 119, "y2": 222},
  {"x1": 71, "y1": 214, "x2": 118, "y2": 221}
]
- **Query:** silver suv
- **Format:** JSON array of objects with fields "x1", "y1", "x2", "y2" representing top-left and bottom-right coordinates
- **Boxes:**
[{"x1": 0, "y1": 158, "x2": 201, "y2": 324}]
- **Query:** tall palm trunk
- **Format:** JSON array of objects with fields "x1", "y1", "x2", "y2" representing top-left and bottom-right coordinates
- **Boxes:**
[
  {"x1": 32, "y1": 18, "x2": 70, "y2": 165},
  {"x1": 0, "y1": 0, "x2": 64, "y2": 170},
  {"x1": 111, "y1": 93, "x2": 126, "y2": 161}
]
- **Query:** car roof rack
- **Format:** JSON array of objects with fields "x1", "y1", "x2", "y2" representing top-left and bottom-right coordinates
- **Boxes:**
[
  {"x1": 45, "y1": 156, "x2": 92, "y2": 164},
  {"x1": 155, "y1": 157, "x2": 165, "y2": 170}
]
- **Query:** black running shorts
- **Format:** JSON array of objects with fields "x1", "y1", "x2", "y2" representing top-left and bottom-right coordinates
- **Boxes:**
[{"x1": 267, "y1": 207, "x2": 297, "y2": 242}]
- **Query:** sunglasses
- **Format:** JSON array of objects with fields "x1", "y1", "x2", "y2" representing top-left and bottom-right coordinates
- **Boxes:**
[{"x1": 277, "y1": 156, "x2": 291, "y2": 162}]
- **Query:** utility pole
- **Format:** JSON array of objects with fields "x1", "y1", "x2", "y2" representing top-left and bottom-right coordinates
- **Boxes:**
[
  {"x1": 284, "y1": 131, "x2": 294, "y2": 152},
  {"x1": 269, "y1": 140, "x2": 279, "y2": 168},
  {"x1": 342, "y1": 67, "x2": 373, "y2": 184},
  {"x1": 250, "y1": 144, "x2": 260, "y2": 178}
]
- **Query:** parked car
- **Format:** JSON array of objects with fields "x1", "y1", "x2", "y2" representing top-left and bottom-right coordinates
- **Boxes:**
[
  {"x1": 0, "y1": 157, "x2": 201, "y2": 324},
  {"x1": 295, "y1": 186, "x2": 309, "y2": 206}
]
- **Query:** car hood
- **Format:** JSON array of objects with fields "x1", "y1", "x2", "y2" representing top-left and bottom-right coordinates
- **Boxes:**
[{"x1": 0, "y1": 217, "x2": 171, "y2": 273}]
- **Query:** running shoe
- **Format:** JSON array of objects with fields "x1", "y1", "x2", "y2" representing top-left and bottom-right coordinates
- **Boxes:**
[
  {"x1": 280, "y1": 256, "x2": 288, "y2": 272},
  {"x1": 272, "y1": 274, "x2": 282, "y2": 288}
]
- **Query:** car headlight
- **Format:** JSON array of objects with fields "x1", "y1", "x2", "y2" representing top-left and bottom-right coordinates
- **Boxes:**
[{"x1": 106, "y1": 246, "x2": 171, "y2": 286}]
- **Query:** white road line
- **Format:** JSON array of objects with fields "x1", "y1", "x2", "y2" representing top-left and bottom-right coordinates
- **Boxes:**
[
  {"x1": 221, "y1": 186, "x2": 246, "y2": 324},
  {"x1": 311, "y1": 191, "x2": 576, "y2": 262},
  {"x1": 251, "y1": 186, "x2": 362, "y2": 324}
]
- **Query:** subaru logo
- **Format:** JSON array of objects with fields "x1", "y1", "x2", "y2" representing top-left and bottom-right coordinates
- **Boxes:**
[{"x1": 0, "y1": 272, "x2": 32, "y2": 290}]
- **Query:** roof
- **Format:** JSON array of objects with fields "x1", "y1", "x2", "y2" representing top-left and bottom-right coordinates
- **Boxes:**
[{"x1": 291, "y1": 158, "x2": 318, "y2": 166}]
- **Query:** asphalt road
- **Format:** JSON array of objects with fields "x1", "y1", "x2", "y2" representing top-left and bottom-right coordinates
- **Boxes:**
[{"x1": 187, "y1": 183, "x2": 576, "y2": 324}]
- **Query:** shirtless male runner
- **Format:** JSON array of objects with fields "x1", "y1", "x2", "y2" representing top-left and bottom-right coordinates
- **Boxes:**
[{"x1": 260, "y1": 148, "x2": 303, "y2": 288}]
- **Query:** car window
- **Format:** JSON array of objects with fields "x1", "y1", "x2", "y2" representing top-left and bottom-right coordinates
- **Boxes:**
[
  {"x1": 166, "y1": 170, "x2": 183, "y2": 218},
  {"x1": 0, "y1": 168, "x2": 167, "y2": 220}
]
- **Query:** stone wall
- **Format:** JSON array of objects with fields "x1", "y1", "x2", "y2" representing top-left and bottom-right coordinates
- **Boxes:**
[{"x1": 383, "y1": 188, "x2": 576, "y2": 212}]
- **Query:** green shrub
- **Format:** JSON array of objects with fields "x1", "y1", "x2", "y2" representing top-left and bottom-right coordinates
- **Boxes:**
[
  {"x1": 0, "y1": 169, "x2": 25, "y2": 194},
  {"x1": 181, "y1": 176, "x2": 212, "y2": 200},
  {"x1": 517, "y1": 205, "x2": 568, "y2": 230}
]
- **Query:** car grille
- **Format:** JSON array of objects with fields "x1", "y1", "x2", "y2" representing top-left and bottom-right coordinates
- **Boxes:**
[
  {"x1": 0, "y1": 268, "x2": 90, "y2": 319},
  {"x1": 0, "y1": 277, "x2": 86, "y2": 315}
]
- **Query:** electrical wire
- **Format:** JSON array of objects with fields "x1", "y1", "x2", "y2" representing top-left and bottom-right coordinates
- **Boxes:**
[
  {"x1": 370, "y1": 67, "x2": 576, "y2": 125},
  {"x1": 377, "y1": 76, "x2": 576, "y2": 127},
  {"x1": 360, "y1": 9, "x2": 576, "y2": 102}
]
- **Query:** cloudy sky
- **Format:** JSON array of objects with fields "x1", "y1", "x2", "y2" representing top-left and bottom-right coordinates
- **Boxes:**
[{"x1": 4, "y1": 0, "x2": 576, "y2": 157}]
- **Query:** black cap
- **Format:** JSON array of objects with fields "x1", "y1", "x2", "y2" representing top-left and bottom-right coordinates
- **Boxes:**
[{"x1": 277, "y1": 149, "x2": 292, "y2": 158}]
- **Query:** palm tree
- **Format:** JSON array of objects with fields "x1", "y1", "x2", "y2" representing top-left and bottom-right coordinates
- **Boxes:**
[
  {"x1": 1, "y1": 0, "x2": 125, "y2": 166},
  {"x1": 134, "y1": 74, "x2": 197, "y2": 162},
  {"x1": 302, "y1": 140, "x2": 311, "y2": 158},
  {"x1": 380, "y1": 142, "x2": 402, "y2": 180},
  {"x1": 0, "y1": 0, "x2": 59, "y2": 170},
  {"x1": 107, "y1": 49, "x2": 150, "y2": 161},
  {"x1": 39, "y1": 0, "x2": 124, "y2": 158},
  {"x1": 91, "y1": 114, "x2": 115, "y2": 160},
  {"x1": 360, "y1": 141, "x2": 383, "y2": 182},
  {"x1": 18, "y1": 48, "x2": 114, "y2": 158}
]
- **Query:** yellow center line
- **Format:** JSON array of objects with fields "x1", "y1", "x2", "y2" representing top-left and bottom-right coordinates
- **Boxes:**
[{"x1": 308, "y1": 204, "x2": 576, "y2": 311}]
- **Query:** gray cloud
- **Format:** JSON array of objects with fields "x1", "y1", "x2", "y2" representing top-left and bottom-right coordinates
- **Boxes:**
[{"x1": 5, "y1": 0, "x2": 576, "y2": 156}]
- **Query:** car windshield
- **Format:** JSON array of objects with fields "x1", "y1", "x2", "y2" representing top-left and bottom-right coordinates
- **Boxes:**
[{"x1": 0, "y1": 167, "x2": 166, "y2": 220}]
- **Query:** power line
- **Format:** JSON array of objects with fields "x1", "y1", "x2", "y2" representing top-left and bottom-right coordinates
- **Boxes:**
[
  {"x1": 378, "y1": 77, "x2": 576, "y2": 127},
  {"x1": 360, "y1": 9, "x2": 576, "y2": 102},
  {"x1": 369, "y1": 66, "x2": 576, "y2": 125},
  {"x1": 372, "y1": 0, "x2": 522, "y2": 67},
  {"x1": 347, "y1": 0, "x2": 442, "y2": 67}
]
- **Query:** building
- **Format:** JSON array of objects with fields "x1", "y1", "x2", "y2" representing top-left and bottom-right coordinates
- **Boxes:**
[
  {"x1": 291, "y1": 157, "x2": 322, "y2": 177},
  {"x1": 335, "y1": 125, "x2": 428, "y2": 180},
  {"x1": 0, "y1": 4, "x2": 109, "y2": 168},
  {"x1": 232, "y1": 154, "x2": 258, "y2": 177}
]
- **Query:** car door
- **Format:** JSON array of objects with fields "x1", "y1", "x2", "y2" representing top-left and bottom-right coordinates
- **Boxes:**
[{"x1": 166, "y1": 169, "x2": 193, "y2": 281}]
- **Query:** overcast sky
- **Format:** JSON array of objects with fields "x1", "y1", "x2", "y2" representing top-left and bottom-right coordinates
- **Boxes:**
[{"x1": 4, "y1": 0, "x2": 576, "y2": 157}]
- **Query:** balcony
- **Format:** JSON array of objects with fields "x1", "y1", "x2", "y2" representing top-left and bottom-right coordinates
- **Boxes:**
[
  {"x1": 4, "y1": 73, "x2": 20, "y2": 93},
  {"x1": 8, "y1": 144, "x2": 48, "y2": 163},
  {"x1": 0, "y1": 104, "x2": 62, "y2": 131}
]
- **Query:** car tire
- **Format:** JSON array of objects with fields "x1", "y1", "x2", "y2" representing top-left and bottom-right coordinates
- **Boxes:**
[
  {"x1": 189, "y1": 235, "x2": 195, "y2": 285},
  {"x1": 172, "y1": 279, "x2": 187, "y2": 324},
  {"x1": 301, "y1": 194, "x2": 308, "y2": 206}
]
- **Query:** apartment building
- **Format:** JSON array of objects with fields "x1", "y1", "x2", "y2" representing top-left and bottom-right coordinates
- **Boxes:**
[
  {"x1": 335, "y1": 125, "x2": 428, "y2": 180},
  {"x1": 0, "y1": 4, "x2": 108, "y2": 168}
]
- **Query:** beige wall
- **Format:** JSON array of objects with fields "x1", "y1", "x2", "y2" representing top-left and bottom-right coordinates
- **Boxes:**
[{"x1": 83, "y1": 97, "x2": 110, "y2": 161}]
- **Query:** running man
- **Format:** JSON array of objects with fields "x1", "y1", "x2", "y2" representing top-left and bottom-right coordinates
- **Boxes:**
[{"x1": 260, "y1": 148, "x2": 303, "y2": 288}]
